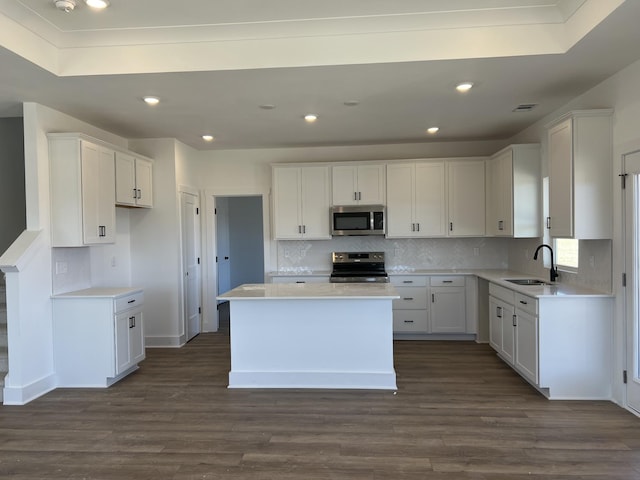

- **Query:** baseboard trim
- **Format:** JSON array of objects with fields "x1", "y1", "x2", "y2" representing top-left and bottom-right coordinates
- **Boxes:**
[
  {"x1": 2, "y1": 373, "x2": 56, "y2": 405},
  {"x1": 144, "y1": 335, "x2": 185, "y2": 348}
]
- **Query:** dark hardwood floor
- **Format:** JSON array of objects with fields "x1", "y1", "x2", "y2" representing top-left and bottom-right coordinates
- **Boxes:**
[{"x1": 1, "y1": 320, "x2": 640, "y2": 479}]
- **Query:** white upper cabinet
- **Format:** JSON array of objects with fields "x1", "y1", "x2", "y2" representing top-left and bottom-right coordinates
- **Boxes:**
[
  {"x1": 547, "y1": 109, "x2": 613, "y2": 239},
  {"x1": 273, "y1": 165, "x2": 331, "y2": 240},
  {"x1": 447, "y1": 160, "x2": 486, "y2": 236},
  {"x1": 49, "y1": 134, "x2": 116, "y2": 247},
  {"x1": 115, "y1": 152, "x2": 153, "y2": 208},
  {"x1": 386, "y1": 161, "x2": 446, "y2": 237},
  {"x1": 332, "y1": 164, "x2": 385, "y2": 205},
  {"x1": 486, "y1": 144, "x2": 541, "y2": 238}
]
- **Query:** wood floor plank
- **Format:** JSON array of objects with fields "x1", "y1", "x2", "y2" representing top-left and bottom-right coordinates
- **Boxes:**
[{"x1": 1, "y1": 333, "x2": 640, "y2": 479}]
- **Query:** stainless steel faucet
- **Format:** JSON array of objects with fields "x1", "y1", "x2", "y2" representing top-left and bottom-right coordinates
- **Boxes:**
[{"x1": 533, "y1": 244, "x2": 559, "y2": 283}]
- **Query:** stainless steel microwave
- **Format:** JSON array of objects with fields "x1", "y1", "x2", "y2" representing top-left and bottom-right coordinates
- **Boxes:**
[{"x1": 331, "y1": 205, "x2": 385, "y2": 236}]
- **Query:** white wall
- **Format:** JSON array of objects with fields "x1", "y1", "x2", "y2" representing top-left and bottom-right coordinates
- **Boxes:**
[
  {"x1": 3, "y1": 103, "x2": 130, "y2": 404},
  {"x1": 128, "y1": 138, "x2": 184, "y2": 346}
]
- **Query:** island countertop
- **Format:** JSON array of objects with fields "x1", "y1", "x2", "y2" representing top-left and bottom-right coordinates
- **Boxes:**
[{"x1": 217, "y1": 282, "x2": 400, "y2": 301}]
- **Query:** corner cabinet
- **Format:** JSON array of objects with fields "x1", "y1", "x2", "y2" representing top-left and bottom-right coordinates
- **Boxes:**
[
  {"x1": 447, "y1": 160, "x2": 486, "y2": 236},
  {"x1": 331, "y1": 164, "x2": 385, "y2": 205},
  {"x1": 272, "y1": 165, "x2": 331, "y2": 240},
  {"x1": 52, "y1": 288, "x2": 145, "y2": 388},
  {"x1": 115, "y1": 151, "x2": 153, "y2": 208},
  {"x1": 546, "y1": 109, "x2": 613, "y2": 239},
  {"x1": 386, "y1": 162, "x2": 446, "y2": 237},
  {"x1": 49, "y1": 134, "x2": 116, "y2": 246},
  {"x1": 486, "y1": 144, "x2": 541, "y2": 238}
]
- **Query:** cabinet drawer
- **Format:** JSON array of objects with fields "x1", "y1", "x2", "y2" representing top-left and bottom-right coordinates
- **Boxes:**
[
  {"x1": 514, "y1": 293, "x2": 537, "y2": 315},
  {"x1": 390, "y1": 275, "x2": 428, "y2": 287},
  {"x1": 393, "y1": 287, "x2": 428, "y2": 309},
  {"x1": 115, "y1": 291, "x2": 144, "y2": 313},
  {"x1": 393, "y1": 310, "x2": 429, "y2": 333},
  {"x1": 430, "y1": 276, "x2": 465, "y2": 287},
  {"x1": 489, "y1": 283, "x2": 515, "y2": 304}
]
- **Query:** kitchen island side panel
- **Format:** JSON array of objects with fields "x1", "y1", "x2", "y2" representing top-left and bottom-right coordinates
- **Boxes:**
[{"x1": 228, "y1": 298, "x2": 396, "y2": 389}]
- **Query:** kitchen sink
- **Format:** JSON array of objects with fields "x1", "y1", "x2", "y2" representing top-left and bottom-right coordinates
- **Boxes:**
[{"x1": 505, "y1": 278, "x2": 548, "y2": 286}]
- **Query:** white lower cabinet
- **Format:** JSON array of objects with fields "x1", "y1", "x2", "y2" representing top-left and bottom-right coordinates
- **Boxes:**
[
  {"x1": 489, "y1": 284, "x2": 538, "y2": 384},
  {"x1": 52, "y1": 288, "x2": 145, "y2": 387},
  {"x1": 488, "y1": 282, "x2": 612, "y2": 399},
  {"x1": 390, "y1": 275, "x2": 469, "y2": 335},
  {"x1": 430, "y1": 276, "x2": 466, "y2": 333},
  {"x1": 391, "y1": 276, "x2": 429, "y2": 333}
]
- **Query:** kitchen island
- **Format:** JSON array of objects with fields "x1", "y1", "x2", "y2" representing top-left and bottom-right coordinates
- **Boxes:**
[{"x1": 217, "y1": 282, "x2": 400, "y2": 390}]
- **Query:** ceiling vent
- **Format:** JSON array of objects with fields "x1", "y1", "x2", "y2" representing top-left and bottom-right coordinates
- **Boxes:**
[{"x1": 512, "y1": 103, "x2": 538, "y2": 112}]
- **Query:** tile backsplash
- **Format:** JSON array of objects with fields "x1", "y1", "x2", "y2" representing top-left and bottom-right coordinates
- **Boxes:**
[{"x1": 276, "y1": 237, "x2": 510, "y2": 273}]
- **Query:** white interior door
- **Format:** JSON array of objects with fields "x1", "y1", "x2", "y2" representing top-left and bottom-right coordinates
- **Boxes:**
[
  {"x1": 624, "y1": 149, "x2": 640, "y2": 413},
  {"x1": 181, "y1": 191, "x2": 201, "y2": 342}
]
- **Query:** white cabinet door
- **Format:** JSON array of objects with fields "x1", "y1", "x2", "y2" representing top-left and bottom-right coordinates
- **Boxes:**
[
  {"x1": 548, "y1": 118, "x2": 573, "y2": 238},
  {"x1": 81, "y1": 141, "x2": 115, "y2": 244},
  {"x1": 300, "y1": 166, "x2": 331, "y2": 239},
  {"x1": 273, "y1": 166, "x2": 330, "y2": 239},
  {"x1": 447, "y1": 161, "x2": 485, "y2": 236},
  {"x1": 356, "y1": 164, "x2": 385, "y2": 205},
  {"x1": 273, "y1": 167, "x2": 302, "y2": 239},
  {"x1": 386, "y1": 162, "x2": 445, "y2": 237},
  {"x1": 114, "y1": 311, "x2": 132, "y2": 375},
  {"x1": 515, "y1": 308, "x2": 538, "y2": 384},
  {"x1": 415, "y1": 162, "x2": 446, "y2": 236},
  {"x1": 386, "y1": 163, "x2": 415, "y2": 237},
  {"x1": 489, "y1": 296, "x2": 503, "y2": 351},
  {"x1": 115, "y1": 151, "x2": 137, "y2": 206},
  {"x1": 430, "y1": 287, "x2": 466, "y2": 333},
  {"x1": 487, "y1": 149, "x2": 513, "y2": 236},
  {"x1": 500, "y1": 302, "x2": 515, "y2": 364},
  {"x1": 129, "y1": 311, "x2": 145, "y2": 365},
  {"x1": 116, "y1": 153, "x2": 153, "y2": 208},
  {"x1": 332, "y1": 164, "x2": 385, "y2": 205}
]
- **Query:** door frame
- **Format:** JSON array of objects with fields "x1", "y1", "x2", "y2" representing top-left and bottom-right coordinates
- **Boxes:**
[
  {"x1": 178, "y1": 185, "x2": 202, "y2": 343},
  {"x1": 202, "y1": 188, "x2": 272, "y2": 332}
]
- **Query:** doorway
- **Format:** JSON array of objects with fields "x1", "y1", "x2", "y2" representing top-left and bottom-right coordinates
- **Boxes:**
[
  {"x1": 215, "y1": 195, "x2": 264, "y2": 294},
  {"x1": 623, "y1": 149, "x2": 640, "y2": 413}
]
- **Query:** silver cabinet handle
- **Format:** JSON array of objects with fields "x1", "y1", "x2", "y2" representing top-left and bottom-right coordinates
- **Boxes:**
[
  {"x1": 416, "y1": 223, "x2": 420, "y2": 232},
  {"x1": 431, "y1": 293, "x2": 435, "y2": 303},
  {"x1": 442, "y1": 280, "x2": 453, "y2": 283},
  {"x1": 403, "y1": 280, "x2": 413, "y2": 284},
  {"x1": 520, "y1": 300, "x2": 528, "y2": 305},
  {"x1": 403, "y1": 297, "x2": 414, "y2": 301},
  {"x1": 512, "y1": 314, "x2": 517, "y2": 327},
  {"x1": 498, "y1": 220, "x2": 504, "y2": 231},
  {"x1": 137, "y1": 189, "x2": 142, "y2": 199},
  {"x1": 546, "y1": 216, "x2": 551, "y2": 229},
  {"x1": 127, "y1": 299, "x2": 135, "y2": 304},
  {"x1": 132, "y1": 188, "x2": 137, "y2": 199},
  {"x1": 404, "y1": 320, "x2": 414, "y2": 324},
  {"x1": 497, "y1": 306, "x2": 502, "y2": 318},
  {"x1": 129, "y1": 316, "x2": 136, "y2": 328},
  {"x1": 449, "y1": 222, "x2": 453, "y2": 232}
]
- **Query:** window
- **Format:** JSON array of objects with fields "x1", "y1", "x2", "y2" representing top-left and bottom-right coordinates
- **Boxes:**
[{"x1": 554, "y1": 238, "x2": 579, "y2": 270}]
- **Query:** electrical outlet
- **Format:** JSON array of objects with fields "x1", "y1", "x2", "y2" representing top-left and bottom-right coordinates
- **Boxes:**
[
  {"x1": 473, "y1": 247, "x2": 480, "y2": 256},
  {"x1": 589, "y1": 256, "x2": 595, "y2": 268},
  {"x1": 55, "y1": 261, "x2": 67, "y2": 274},
  {"x1": 111, "y1": 256, "x2": 117, "y2": 267}
]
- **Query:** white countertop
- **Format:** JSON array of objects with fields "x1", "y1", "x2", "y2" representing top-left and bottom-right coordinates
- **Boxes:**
[
  {"x1": 268, "y1": 268, "x2": 612, "y2": 298},
  {"x1": 52, "y1": 287, "x2": 143, "y2": 299},
  {"x1": 218, "y1": 282, "x2": 400, "y2": 300}
]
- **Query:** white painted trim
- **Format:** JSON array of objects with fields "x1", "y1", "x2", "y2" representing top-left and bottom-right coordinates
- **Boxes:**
[
  {"x1": 144, "y1": 335, "x2": 185, "y2": 348},
  {"x1": 2, "y1": 373, "x2": 56, "y2": 405}
]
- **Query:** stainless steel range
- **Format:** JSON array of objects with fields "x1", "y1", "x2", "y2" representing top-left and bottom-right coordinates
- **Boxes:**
[{"x1": 329, "y1": 251, "x2": 389, "y2": 283}]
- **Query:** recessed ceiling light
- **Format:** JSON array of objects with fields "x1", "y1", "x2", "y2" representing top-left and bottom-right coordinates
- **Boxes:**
[
  {"x1": 455, "y1": 82, "x2": 474, "y2": 93},
  {"x1": 427, "y1": 127, "x2": 440, "y2": 134},
  {"x1": 259, "y1": 104, "x2": 276, "y2": 110},
  {"x1": 304, "y1": 114, "x2": 318, "y2": 123},
  {"x1": 143, "y1": 96, "x2": 160, "y2": 106},
  {"x1": 202, "y1": 135, "x2": 215, "y2": 142},
  {"x1": 85, "y1": 0, "x2": 109, "y2": 8},
  {"x1": 343, "y1": 100, "x2": 359, "y2": 107}
]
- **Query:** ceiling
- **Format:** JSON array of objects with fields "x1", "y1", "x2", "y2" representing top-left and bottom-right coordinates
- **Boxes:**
[{"x1": 0, "y1": 0, "x2": 639, "y2": 150}]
